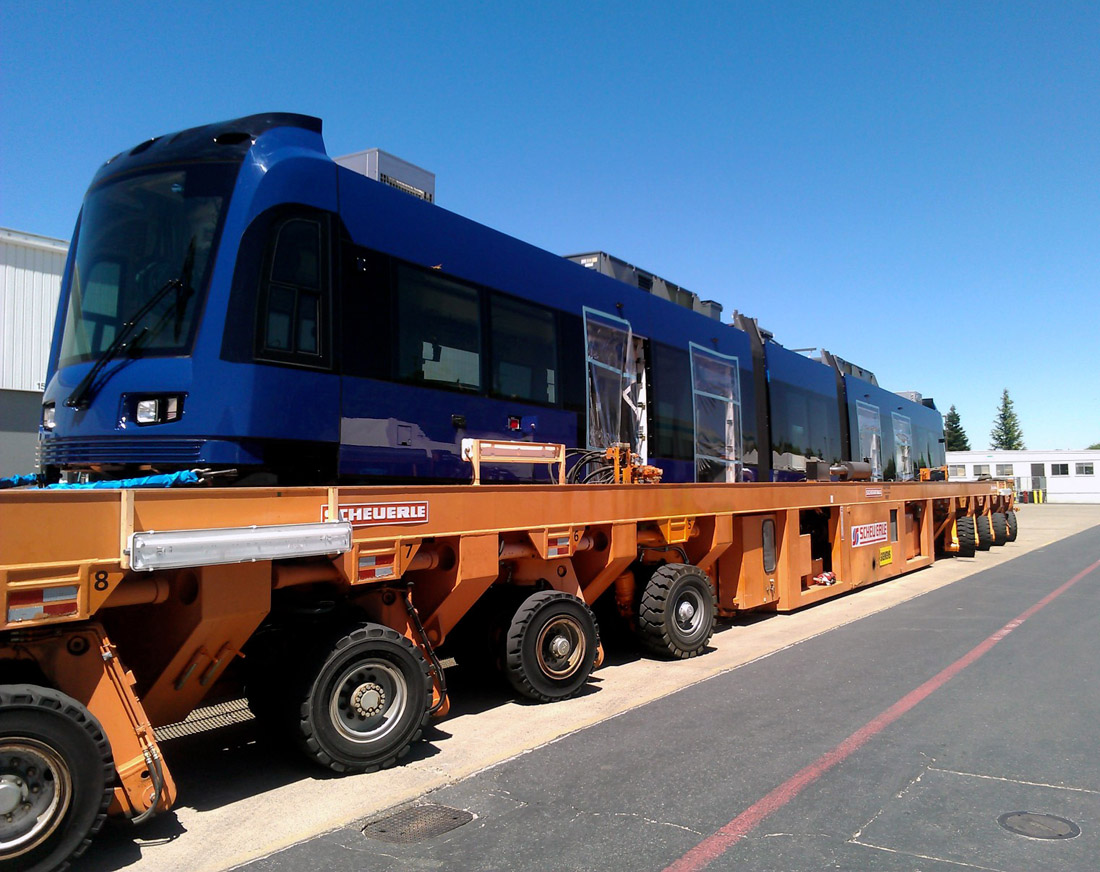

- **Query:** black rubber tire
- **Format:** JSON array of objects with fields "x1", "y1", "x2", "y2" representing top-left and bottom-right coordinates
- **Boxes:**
[
  {"x1": 990, "y1": 512, "x2": 1008, "y2": 546},
  {"x1": 505, "y1": 591, "x2": 599, "y2": 702},
  {"x1": 1006, "y1": 511, "x2": 1018, "y2": 542},
  {"x1": 956, "y1": 516, "x2": 977, "y2": 558},
  {"x1": 637, "y1": 564, "x2": 717, "y2": 659},
  {"x1": 294, "y1": 624, "x2": 432, "y2": 773},
  {"x1": 976, "y1": 514, "x2": 994, "y2": 551},
  {"x1": 0, "y1": 685, "x2": 114, "y2": 872}
]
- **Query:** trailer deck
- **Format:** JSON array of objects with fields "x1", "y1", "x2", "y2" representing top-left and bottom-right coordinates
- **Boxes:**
[{"x1": 1, "y1": 478, "x2": 1014, "y2": 870}]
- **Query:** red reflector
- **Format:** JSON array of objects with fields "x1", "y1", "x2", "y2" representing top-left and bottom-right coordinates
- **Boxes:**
[
  {"x1": 7, "y1": 590, "x2": 43, "y2": 607},
  {"x1": 43, "y1": 601, "x2": 80, "y2": 618}
]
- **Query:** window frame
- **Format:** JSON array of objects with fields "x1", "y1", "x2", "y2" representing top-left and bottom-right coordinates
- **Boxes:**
[
  {"x1": 1050, "y1": 463, "x2": 1069, "y2": 476},
  {"x1": 487, "y1": 292, "x2": 560, "y2": 407},
  {"x1": 689, "y1": 342, "x2": 742, "y2": 483},
  {"x1": 393, "y1": 263, "x2": 484, "y2": 393},
  {"x1": 1076, "y1": 462, "x2": 1094, "y2": 476},
  {"x1": 254, "y1": 212, "x2": 333, "y2": 370}
]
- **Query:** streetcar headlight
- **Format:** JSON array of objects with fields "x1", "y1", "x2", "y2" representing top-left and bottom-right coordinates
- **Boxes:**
[
  {"x1": 42, "y1": 403, "x2": 56, "y2": 429},
  {"x1": 136, "y1": 399, "x2": 159, "y2": 424},
  {"x1": 133, "y1": 395, "x2": 184, "y2": 425}
]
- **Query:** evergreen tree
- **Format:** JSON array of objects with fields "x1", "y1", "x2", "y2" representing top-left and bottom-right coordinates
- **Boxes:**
[
  {"x1": 943, "y1": 405, "x2": 970, "y2": 451},
  {"x1": 990, "y1": 389, "x2": 1025, "y2": 450},
  {"x1": 1090, "y1": 442, "x2": 1100, "y2": 450}
]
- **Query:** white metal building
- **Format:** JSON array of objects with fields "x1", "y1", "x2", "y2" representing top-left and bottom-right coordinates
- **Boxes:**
[
  {"x1": 946, "y1": 449, "x2": 1100, "y2": 504},
  {"x1": 334, "y1": 149, "x2": 436, "y2": 203},
  {"x1": 1, "y1": 227, "x2": 67, "y2": 474}
]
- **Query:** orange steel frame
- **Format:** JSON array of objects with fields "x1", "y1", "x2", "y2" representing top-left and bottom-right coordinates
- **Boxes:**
[{"x1": 0, "y1": 479, "x2": 1014, "y2": 821}]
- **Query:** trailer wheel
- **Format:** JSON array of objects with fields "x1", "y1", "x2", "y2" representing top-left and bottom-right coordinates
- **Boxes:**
[
  {"x1": 956, "y1": 516, "x2": 977, "y2": 558},
  {"x1": 0, "y1": 685, "x2": 113, "y2": 872},
  {"x1": 990, "y1": 512, "x2": 1008, "y2": 546},
  {"x1": 976, "y1": 514, "x2": 994, "y2": 551},
  {"x1": 637, "y1": 564, "x2": 717, "y2": 659},
  {"x1": 1006, "y1": 511, "x2": 1018, "y2": 542},
  {"x1": 296, "y1": 624, "x2": 432, "y2": 773},
  {"x1": 505, "y1": 591, "x2": 599, "y2": 702}
]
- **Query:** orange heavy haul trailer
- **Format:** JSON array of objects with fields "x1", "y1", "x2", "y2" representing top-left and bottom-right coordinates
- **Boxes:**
[{"x1": 1, "y1": 476, "x2": 1014, "y2": 870}]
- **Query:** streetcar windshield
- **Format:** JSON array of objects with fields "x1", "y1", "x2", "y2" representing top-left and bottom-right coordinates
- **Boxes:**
[{"x1": 58, "y1": 164, "x2": 237, "y2": 367}]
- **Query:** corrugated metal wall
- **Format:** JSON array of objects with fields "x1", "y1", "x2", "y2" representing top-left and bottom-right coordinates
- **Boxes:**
[{"x1": 0, "y1": 227, "x2": 68, "y2": 392}]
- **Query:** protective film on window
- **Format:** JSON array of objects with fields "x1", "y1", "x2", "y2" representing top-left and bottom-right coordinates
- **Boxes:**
[
  {"x1": 583, "y1": 308, "x2": 633, "y2": 450},
  {"x1": 891, "y1": 412, "x2": 913, "y2": 481},
  {"x1": 857, "y1": 401, "x2": 882, "y2": 481},
  {"x1": 690, "y1": 343, "x2": 741, "y2": 483}
]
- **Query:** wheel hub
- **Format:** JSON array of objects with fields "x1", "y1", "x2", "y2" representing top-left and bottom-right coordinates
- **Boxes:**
[
  {"x1": 0, "y1": 740, "x2": 69, "y2": 856},
  {"x1": 548, "y1": 634, "x2": 573, "y2": 659},
  {"x1": 351, "y1": 683, "x2": 386, "y2": 718},
  {"x1": 535, "y1": 614, "x2": 586, "y2": 679},
  {"x1": 677, "y1": 599, "x2": 697, "y2": 624},
  {"x1": 329, "y1": 658, "x2": 409, "y2": 745},
  {"x1": 0, "y1": 777, "x2": 23, "y2": 816}
]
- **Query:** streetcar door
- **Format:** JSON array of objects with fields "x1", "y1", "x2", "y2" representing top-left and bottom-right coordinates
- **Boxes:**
[
  {"x1": 891, "y1": 412, "x2": 914, "y2": 480},
  {"x1": 583, "y1": 307, "x2": 646, "y2": 459},
  {"x1": 856, "y1": 401, "x2": 883, "y2": 481},
  {"x1": 689, "y1": 343, "x2": 742, "y2": 482}
]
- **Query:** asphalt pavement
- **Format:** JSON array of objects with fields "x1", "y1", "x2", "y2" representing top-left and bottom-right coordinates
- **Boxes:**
[
  {"x1": 71, "y1": 505, "x2": 1100, "y2": 872},
  {"x1": 237, "y1": 523, "x2": 1100, "y2": 872}
]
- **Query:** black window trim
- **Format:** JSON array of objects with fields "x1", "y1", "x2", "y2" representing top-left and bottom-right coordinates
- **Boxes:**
[{"x1": 255, "y1": 211, "x2": 334, "y2": 371}]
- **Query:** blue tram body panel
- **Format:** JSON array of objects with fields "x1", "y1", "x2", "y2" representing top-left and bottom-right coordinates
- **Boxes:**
[
  {"x1": 844, "y1": 377, "x2": 945, "y2": 481},
  {"x1": 38, "y1": 112, "x2": 937, "y2": 485},
  {"x1": 41, "y1": 120, "x2": 341, "y2": 472},
  {"x1": 763, "y1": 343, "x2": 843, "y2": 481}
]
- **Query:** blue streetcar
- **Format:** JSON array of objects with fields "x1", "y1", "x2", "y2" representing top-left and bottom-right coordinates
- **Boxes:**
[{"x1": 39, "y1": 113, "x2": 944, "y2": 485}]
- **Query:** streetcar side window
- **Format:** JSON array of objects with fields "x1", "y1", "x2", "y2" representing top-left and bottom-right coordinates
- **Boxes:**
[
  {"x1": 395, "y1": 265, "x2": 482, "y2": 390},
  {"x1": 257, "y1": 216, "x2": 331, "y2": 368},
  {"x1": 648, "y1": 341, "x2": 694, "y2": 461},
  {"x1": 490, "y1": 294, "x2": 558, "y2": 404}
]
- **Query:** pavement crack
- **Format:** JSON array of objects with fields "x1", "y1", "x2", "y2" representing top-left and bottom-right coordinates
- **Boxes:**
[
  {"x1": 609, "y1": 811, "x2": 703, "y2": 835},
  {"x1": 851, "y1": 760, "x2": 931, "y2": 841},
  {"x1": 926, "y1": 767, "x2": 1100, "y2": 794},
  {"x1": 850, "y1": 839, "x2": 1009, "y2": 871}
]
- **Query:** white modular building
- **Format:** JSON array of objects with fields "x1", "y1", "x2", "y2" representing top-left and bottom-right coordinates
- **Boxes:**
[
  {"x1": 1, "y1": 227, "x2": 68, "y2": 474},
  {"x1": 946, "y1": 449, "x2": 1100, "y2": 504}
]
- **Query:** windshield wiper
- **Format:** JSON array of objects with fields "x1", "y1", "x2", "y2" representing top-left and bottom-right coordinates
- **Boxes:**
[
  {"x1": 65, "y1": 270, "x2": 193, "y2": 410},
  {"x1": 123, "y1": 239, "x2": 197, "y2": 354}
]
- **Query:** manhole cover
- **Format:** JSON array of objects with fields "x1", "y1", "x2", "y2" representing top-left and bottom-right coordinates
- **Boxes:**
[
  {"x1": 362, "y1": 804, "x2": 473, "y2": 844},
  {"x1": 998, "y1": 811, "x2": 1081, "y2": 840}
]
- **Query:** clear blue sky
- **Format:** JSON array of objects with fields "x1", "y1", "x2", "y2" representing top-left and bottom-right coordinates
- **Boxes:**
[{"x1": 2, "y1": 1, "x2": 1097, "y2": 449}]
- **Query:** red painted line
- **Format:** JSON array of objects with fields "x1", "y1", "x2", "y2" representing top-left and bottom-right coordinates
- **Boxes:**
[{"x1": 664, "y1": 557, "x2": 1100, "y2": 872}]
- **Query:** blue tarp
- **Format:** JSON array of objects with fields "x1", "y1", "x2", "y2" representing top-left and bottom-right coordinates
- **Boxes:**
[
  {"x1": 2, "y1": 470, "x2": 202, "y2": 490},
  {"x1": 45, "y1": 470, "x2": 202, "y2": 489},
  {"x1": 0, "y1": 474, "x2": 39, "y2": 489}
]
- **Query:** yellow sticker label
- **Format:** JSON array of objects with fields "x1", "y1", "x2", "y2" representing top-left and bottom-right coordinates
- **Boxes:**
[{"x1": 879, "y1": 546, "x2": 893, "y2": 566}]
